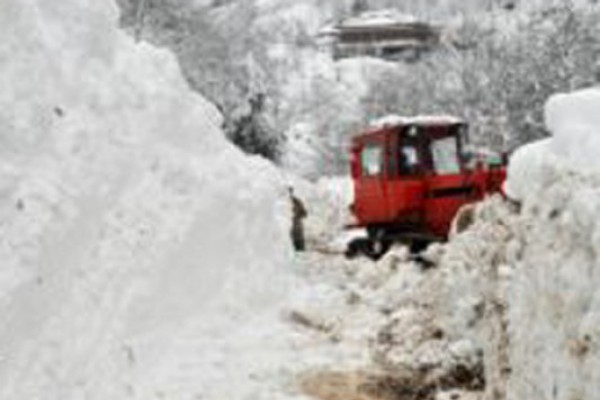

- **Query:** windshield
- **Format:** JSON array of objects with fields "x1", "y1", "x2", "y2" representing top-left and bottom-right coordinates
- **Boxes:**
[{"x1": 431, "y1": 136, "x2": 461, "y2": 175}]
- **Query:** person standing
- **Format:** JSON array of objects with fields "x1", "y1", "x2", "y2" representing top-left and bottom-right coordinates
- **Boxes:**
[{"x1": 289, "y1": 187, "x2": 307, "y2": 251}]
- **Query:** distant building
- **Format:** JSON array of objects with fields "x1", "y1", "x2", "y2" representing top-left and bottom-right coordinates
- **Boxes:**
[{"x1": 318, "y1": 10, "x2": 440, "y2": 61}]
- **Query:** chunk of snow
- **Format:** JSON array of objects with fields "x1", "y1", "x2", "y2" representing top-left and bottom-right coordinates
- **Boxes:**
[
  {"x1": 545, "y1": 88, "x2": 600, "y2": 170},
  {"x1": 505, "y1": 138, "x2": 555, "y2": 201},
  {"x1": 507, "y1": 88, "x2": 600, "y2": 200}
]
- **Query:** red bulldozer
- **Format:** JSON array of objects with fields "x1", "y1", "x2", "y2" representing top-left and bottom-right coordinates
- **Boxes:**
[{"x1": 347, "y1": 116, "x2": 506, "y2": 259}]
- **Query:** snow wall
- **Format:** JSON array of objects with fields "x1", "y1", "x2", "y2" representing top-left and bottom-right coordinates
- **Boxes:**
[
  {"x1": 0, "y1": 1, "x2": 291, "y2": 399},
  {"x1": 427, "y1": 88, "x2": 600, "y2": 400},
  {"x1": 500, "y1": 88, "x2": 600, "y2": 400}
]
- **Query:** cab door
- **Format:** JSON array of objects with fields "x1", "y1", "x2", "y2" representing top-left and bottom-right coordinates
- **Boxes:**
[
  {"x1": 353, "y1": 137, "x2": 388, "y2": 224},
  {"x1": 385, "y1": 127, "x2": 426, "y2": 227},
  {"x1": 422, "y1": 127, "x2": 475, "y2": 237}
]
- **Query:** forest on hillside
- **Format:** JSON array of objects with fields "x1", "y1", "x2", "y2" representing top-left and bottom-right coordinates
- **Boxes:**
[{"x1": 118, "y1": 0, "x2": 600, "y2": 177}]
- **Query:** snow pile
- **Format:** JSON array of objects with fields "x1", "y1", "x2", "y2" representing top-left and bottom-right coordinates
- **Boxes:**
[
  {"x1": 499, "y1": 166, "x2": 600, "y2": 400},
  {"x1": 287, "y1": 244, "x2": 488, "y2": 396},
  {"x1": 430, "y1": 88, "x2": 600, "y2": 400},
  {"x1": 498, "y1": 88, "x2": 600, "y2": 400},
  {"x1": 366, "y1": 232, "x2": 504, "y2": 393},
  {"x1": 0, "y1": 1, "x2": 293, "y2": 399}
]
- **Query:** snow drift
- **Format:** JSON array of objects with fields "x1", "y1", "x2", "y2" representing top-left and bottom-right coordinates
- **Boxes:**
[
  {"x1": 0, "y1": 1, "x2": 291, "y2": 399},
  {"x1": 499, "y1": 88, "x2": 600, "y2": 400},
  {"x1": 430, "y1": 88, "x2": 600, "y2": 400}
]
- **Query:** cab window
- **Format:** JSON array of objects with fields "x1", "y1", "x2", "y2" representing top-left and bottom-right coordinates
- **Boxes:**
[
  {"x1": 399, "y1": 144, "x2": 420, "y2": 175},
  {"x1": 361, "y1": 144, "x2": 383, "y2": 176},
  {"x1": 397, "y1": 125, "x2": 422, "y2": 176},
  {"x1": 432, "y1": 136, "x2": 461, "y2": 174}
]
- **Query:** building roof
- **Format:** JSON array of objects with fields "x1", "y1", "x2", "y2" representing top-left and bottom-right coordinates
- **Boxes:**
[
  {"x1": 369, "y1": 115, "x2": 465, "y2": 130},
  {"x1": 319, "y1": 10, "x2": 437, "y2": 38}
]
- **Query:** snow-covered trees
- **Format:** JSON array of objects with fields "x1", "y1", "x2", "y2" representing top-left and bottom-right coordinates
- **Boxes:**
[
  {"x1": 118, "y1": 0, "x2": 286, "y2": 161},
  {"x1": 358, "y1": 2, "x2": 600, "y2": 151},
  {"x1": 226, "y1": 93, "x2": 282, "y2": 161},
  {"x1": 116, "y1": 0, "x2": 600, "y2": 176},
  {"x1": 303, "y1": 0, "x2": 600, "y2": 166}
]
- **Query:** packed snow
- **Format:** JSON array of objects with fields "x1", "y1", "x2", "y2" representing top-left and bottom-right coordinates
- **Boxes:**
[
  {"x1": 434, "y1": 88, "x2": 600, "y2": 400},
  {"x1": 497, "y1": 88, "x2": 600, "y2": 400},
  {"x1": 0, "y1": 1, "x2": 299, "y2": 399}
]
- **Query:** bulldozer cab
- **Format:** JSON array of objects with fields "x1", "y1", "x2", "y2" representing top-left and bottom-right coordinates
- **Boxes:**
[
  {"x1": 348, "y1": 116, "x2": 505, "y2": 258},
  {"x1": 395, "y1": 122, "x2": 467, "y2": 177},
  {"x1": 351, "y1": 120, "x2": 467, "y2": 180},
  {"x1": 350, "y1": 118, "x2": 475, "y2": 238}
]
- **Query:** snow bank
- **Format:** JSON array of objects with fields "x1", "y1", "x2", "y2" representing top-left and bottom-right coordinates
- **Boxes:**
[
  {"x1": 439, "y1": 88, "x2": 600, "y2": 400},
  {"x1": 0, "y1": 1, "x2": 292, "y2": 399},
  {"x1": 502, "y1": 167, "x2": 600, "y2": 400},
  {"x1": 499, "y1": 88, "x2": 600, "y2": 400}
]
